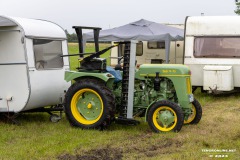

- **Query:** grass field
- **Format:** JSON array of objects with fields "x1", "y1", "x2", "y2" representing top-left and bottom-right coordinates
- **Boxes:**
[{"x1": 0, "y1": 44, "x2": 239, "y2": 160}]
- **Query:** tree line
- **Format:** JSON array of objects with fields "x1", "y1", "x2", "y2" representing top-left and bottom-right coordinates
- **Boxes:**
[
  {"x1": 65, "y1": 30, "x2": 78, "y2": 42},
  {"x1": 235, "y1": 1, "x2": 240, "y2": 15}
]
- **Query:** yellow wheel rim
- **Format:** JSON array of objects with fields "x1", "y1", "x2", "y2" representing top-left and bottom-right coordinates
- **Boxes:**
[
  {"x1": 71, "y1": 88, "x2": 104, "y2": 125},
  {"x1": 184, "y1": 104, "x2": 196, "y2": 124},
  {"x1": 153, "y1": 106, "x2": 177, "y2": 132}
]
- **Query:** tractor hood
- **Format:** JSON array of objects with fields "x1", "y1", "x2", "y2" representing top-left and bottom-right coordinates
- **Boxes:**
[{"x1": 137, "y1": 64, "x2": 191, "y2": 77}]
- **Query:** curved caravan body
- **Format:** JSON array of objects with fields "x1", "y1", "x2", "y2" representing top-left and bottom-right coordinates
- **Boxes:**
[
  {"x1": 0, "y1": 16, "x2": 70, "y2": 112},
  {"x1": 184, "y1": 16, "x2": 240, "y2": 93}
]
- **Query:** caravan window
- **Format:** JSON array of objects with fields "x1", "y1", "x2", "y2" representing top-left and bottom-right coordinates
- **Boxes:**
[
  {"x1": 147, "y1": 41, "x2": 165, "y2": 49},
  {"x1": 33, "y1": 39, "x2": 63, "y2": 70},
  {"x1": 119, "y1": 41, "x2": 143, "y2": 56},
  {"x1": 194, "y1": 37, "x2": 240, "y2": 58},
  {"x1": 136, "y1": 41, "x2": 143, "y2": 56}
]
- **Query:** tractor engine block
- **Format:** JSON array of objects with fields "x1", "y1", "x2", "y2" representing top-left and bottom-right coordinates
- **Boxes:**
[
  {"x1": 133, "y1": 81, "x2": 147, "y2": 106},
  {"x1": 113, "y1": 77, "x2": 177, "y2": 113},
  {"x1": 143, "y1": 77, "x2": 177, "y2": 105}
]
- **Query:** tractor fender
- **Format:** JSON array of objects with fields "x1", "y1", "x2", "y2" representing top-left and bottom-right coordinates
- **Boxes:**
[
  {"x1": 65, "y1": 71, "x2": 115, "y2": 87},
  {"x1": 144, "y1": 99, "x2": 161, "y2": 122}
]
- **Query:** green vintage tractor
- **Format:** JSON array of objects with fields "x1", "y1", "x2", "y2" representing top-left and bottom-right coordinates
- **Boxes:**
[{"x1": 63, "y1": 27, "x2": 202, "y2": 133}]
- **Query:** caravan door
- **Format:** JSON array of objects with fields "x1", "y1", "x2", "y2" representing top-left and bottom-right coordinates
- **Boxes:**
[
  {"x1": 0, "y1": 30, "x2": 30, "y2": 112},
  {"x1": 24, "y1": 38, "x2": 70, "y2": 111}
]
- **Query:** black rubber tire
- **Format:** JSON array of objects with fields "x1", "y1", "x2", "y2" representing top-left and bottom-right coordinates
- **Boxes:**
[
  {"x1": 185, "y1": 98, "x2": 202, "y2": 124},
  {"x1": 147, "y1": 100, "x2": 184, "y2": 133},
  {"x1": 65, "y1": 78, "x2": 115, "y2": 129}
]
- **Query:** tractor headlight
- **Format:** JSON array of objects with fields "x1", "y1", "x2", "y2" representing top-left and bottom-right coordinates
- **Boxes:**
[{"x1": 188, "y1": 94, "x2": 194, "y2": 102}]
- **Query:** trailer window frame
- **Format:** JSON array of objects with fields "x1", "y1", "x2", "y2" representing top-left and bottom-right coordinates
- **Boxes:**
[
  {"x1": 119, "y1": 41, "x2": 143, "y2": 56},
  {"x1": 136, "y1": 41, "x2": 143, "y2": 56},
  {"x1": 147, "y1": 41, "x2": 165, "y2": 49},
  {"x1": 33, "y1": 39, "x2": 64, "y2": 70},
  {"x1": 193, "y1": 36, "x2": 240, "y2": 58}
]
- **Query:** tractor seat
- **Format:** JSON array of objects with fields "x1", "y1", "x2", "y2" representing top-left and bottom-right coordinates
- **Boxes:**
[
  {"x1": 114, "y1": 64, "x2": 122, "y2": 70},
  {"x1": 106, "y1": 66, "x2": 122, "y2": 83}
]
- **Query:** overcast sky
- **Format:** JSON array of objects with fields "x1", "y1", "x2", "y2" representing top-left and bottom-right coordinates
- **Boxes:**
[{"x1": 0, "y1": 0, "x2": 237, "y2": 33}]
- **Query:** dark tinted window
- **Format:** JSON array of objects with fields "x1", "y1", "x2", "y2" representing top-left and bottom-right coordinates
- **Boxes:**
[
  {"x1": 147, "y1": 41, "x2": 165, "y2": 49},
  {"x1": 194, "y1": 37, "x2": 240, "y2": 58}
]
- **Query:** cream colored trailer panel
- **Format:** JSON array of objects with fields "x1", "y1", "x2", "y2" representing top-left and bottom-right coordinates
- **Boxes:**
[
  {"x1": 184, "y1": 16, "x2": 240, "y2": 91},
  {"x1": 110, "y1": 41, "x2": 183, "y2": 66},
  {"x1": 203, "y1": 66, "x2": 233, "y2": 91}
]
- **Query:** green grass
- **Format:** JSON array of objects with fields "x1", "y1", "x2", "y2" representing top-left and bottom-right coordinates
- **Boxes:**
[{"x1": 0, "y1": 44, "x2": 240, "y2": 159}]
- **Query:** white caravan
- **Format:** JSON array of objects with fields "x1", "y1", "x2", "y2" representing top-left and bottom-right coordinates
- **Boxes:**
[
  {"x1": 110, "y1": 40, "x2": 183, "y2": 66},
  {"x1": 0, "y1": 16, "x2": 70, "y2": 113},
  {"x1": 184, "y1": 16, "x2": 240, "y2": 93}
]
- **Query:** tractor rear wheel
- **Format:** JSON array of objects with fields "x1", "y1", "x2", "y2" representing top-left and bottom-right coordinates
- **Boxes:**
[
  {"x1": 147, "y1": 100, "x2": 184, "y2": 133},
  {"x1": 184, "y1": 98, "x2": 202, "y2": 124},
  {"x1": 65, "y1": 78, "x2": 115, "y2": 129}
]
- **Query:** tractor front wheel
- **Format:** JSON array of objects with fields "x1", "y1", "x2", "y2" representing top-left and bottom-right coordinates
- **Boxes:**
[
  {"x1": 147, "y1": 100, "x2": 184, "y2": 133},
  {"x1": 65, "y1": 78, "x2": 115, "y2": 129},
  {"x1": 184, "y1": 98, "x2": 202, "y2": 124}
]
